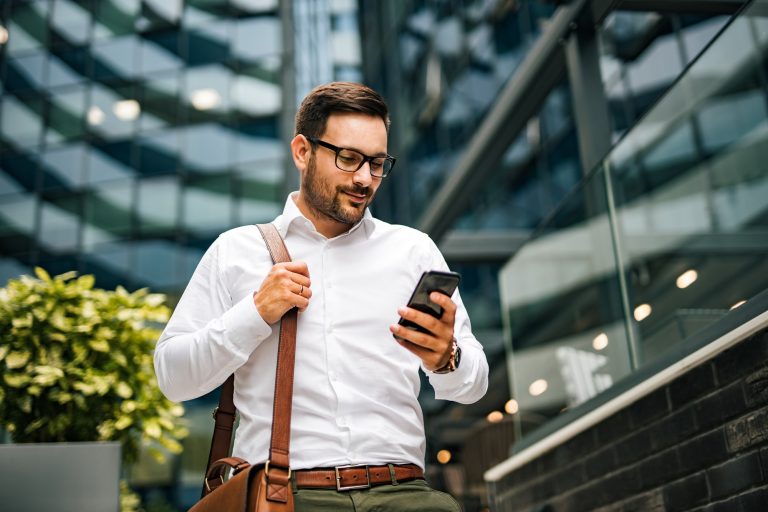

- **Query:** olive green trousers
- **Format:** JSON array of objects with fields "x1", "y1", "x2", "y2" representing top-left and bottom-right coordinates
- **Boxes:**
[{"x1": 293, "y1": 478, "x2": 462, "y2": 512}]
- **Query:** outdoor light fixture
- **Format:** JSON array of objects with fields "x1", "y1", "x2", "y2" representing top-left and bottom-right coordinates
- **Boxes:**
[
  {"x1": 486, "y1": 411, "x2": 503, "y2": 423},
  {"x1": 504, "y1": 399, "x2": 519, "y2": 414},
  {"x1": 592, "y1": 332, "x2": 609, "y2": 351},
  {"x1": 730, "y1": 300, "x2": 747, "y2": 310},
  {"x1": 87, "y1": 106, "x2": 105, "y2": 125},
  {"x1": 529, "y1": 379, "x2": 548, "y2": 397},
  {"x1": 676, "y1": 269, "x2": 698, "y2": 289},
  {"x1": 190, "y1": 88, "x2": 221, "y2": 111},
  {"x1": 113, "y1": 99, "x2": 140, "y2": 121},
  {"x1": 0, "y1": 26, "x2": 9, "y2": 45},
  {"x1": 436, "y1": 449, "x2": 452, "y2": 464},
  {"x1": 634, "y1": 303, "x2": 652, "y2": 321}
]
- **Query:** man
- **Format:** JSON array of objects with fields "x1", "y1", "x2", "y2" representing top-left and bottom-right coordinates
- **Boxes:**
[{"x1": 154, "y1": 82, "x2": 488, "y2": 511}]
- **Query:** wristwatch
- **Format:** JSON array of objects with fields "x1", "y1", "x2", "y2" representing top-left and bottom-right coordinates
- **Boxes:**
[{"x1": 432, "y1": 339, "x2": 461, "y2": 374}]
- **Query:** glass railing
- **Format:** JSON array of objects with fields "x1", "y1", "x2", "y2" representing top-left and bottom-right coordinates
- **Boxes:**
[{"x1": 500, "y1": 0, "x2": 768, "y2": 441}]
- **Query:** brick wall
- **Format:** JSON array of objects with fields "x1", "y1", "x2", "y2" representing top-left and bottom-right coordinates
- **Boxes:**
[{"x1": 487, "y1": 326, "x2": 768, "y2": 511}]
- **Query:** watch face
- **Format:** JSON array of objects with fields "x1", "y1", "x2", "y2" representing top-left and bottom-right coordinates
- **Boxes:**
[{"x1": 454, "y1": 346, "x2": 461, "y2": 369}]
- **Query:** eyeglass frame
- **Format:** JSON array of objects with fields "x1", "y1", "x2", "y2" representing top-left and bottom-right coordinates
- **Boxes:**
[{"x1": 305, "y1": 136, "x2": 396, "y2": 178}]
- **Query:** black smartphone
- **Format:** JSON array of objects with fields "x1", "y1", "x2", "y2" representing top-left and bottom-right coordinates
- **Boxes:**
[{"x1": 397, "y1": 270, "x2": 461, "y2": 334}]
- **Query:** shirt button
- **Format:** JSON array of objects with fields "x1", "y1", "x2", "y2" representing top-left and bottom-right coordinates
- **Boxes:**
[
  {"x1": 338, "y1": 417, "x2": 347, "y2": 427},
  {"x1": 329, "y1": 371, "x2": 336, "y2": 381}
]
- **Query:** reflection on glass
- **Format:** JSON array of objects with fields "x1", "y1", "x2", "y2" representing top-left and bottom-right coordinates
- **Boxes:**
[
  {"x1": 89, "y1": 85, "x2": 139, "y2": 139},
  {"x1": 232, "y1": 75, "x2": 281, "y2": 116},
  {"x1": 39, "y1": 196, "x2": 81, "y2": 252},
  {"x1": 41, "y1": 143, "x2": 87, "y2": 189},
  {"x1": 1, "y1": 97, "x2": 43, "y2": 147},
  {"x1": 183, "y1": 175, "x2": 232, "y2": 234},
  {"x1": 184, "y1": 66, "x2": 229, "y2": 119},
  {"x1": 140, "y1": 31, "x2": 183, "y2": 76},
  {"x1": 140, "y1": 74, "x2": 180, "y2": 130},
  {"x1": 47, "y1": 47, "x2": 87, "y2": 89},
  {"x1": 83, "y1": 180, "x2": 133, "y2": 246},
  {"x1": 233, "y1": 17, "x2": 281, "y2": 61},
  {"x1": 93, "y1": 0, "x2": 140, "y2": 39},
  {"x1": 136, "y1": 0, "x2": 182, "y2": 32},
  {"x1": 231, "y1": 0, "x2": 278, "y2": 13},
  {"x1": 134, "y1": 240, "x2": 181, "y2": 289},
  {"x1": 608, "y1": 9, "x2": 768, "y2": 365},
  {"x1": 137, "y1": 131, "x2": 179, "y2": 175},
  {"x1": 7, "y1": 2, "x2": 50, "y2": 54},
  {"x1": 47, "y1": 87, "x2": 87, "y2": 143},
  {"x1": 81, "y1": 241, "x2": 132, "y2": 290},
  {"x1": 235, "y1": 162, "x2": 282, "y2": 224},
  {"x1": 93, "y1": 36, "x2": 139, "y2": 81},
  {"x1": 51, "y1": 0, "x2": 91, "y2": 45},
  {"x1": 0, "y1": 195, "x2": 37, "y2": 241},
  {"x1": 182, "y1": 124, "x2": 232, "y2": 173},
  {"x1": 4, "y1": 53, "x2": 46, "y2": 92},
  {"x1": 186, "y1": 21, "x2": 231, "y2": 65},
  {"x1": 500, "y1": 166, "x2": 632, "y2": 438},
  {"x1": 86, "y1": 142, "x2": 135, "y2": 184},
  {"x1": 137, "y1": 176, "x2": 179, "y2": 233}
]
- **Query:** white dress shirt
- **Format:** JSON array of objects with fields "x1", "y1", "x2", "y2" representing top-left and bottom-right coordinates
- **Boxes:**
[{"x1": 154, "y1": 193, "x2": 489, "y2": 470}]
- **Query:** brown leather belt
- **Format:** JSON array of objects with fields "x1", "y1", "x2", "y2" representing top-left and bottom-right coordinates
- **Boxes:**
[{"x1": 294, "y1": 464, "x2": 424, "y2": 491}]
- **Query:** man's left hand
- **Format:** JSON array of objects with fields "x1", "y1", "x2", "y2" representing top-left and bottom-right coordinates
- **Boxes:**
[{"x1": 390, "y1": 292, "x2": 456, "y2": 372}]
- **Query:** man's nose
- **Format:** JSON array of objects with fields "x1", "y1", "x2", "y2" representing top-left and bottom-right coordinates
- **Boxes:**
[{"x1": 353, "y1": 161, "x2": 373, "y2": 186}]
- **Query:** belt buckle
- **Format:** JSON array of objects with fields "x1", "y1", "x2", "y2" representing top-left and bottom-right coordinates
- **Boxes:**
[{"x1": 335, "y1": 464, "x2": 370, "y2": 491}]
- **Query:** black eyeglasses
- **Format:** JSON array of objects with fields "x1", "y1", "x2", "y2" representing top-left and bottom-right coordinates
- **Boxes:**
[{"x1": 306, "y1": 136, "x2": 396, "y2": 178}]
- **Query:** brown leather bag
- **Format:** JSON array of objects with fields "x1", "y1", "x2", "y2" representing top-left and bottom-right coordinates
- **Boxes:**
[{"x1": 189, "y1": 223, "x2": 295, "y2": 512}]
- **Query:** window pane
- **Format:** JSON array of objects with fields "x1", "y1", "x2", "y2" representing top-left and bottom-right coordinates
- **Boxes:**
[
  {"x1": 47, "y1": 47, "x2": 88, "y2": 89},
  {"x1": 134, "y1": 239, "x2": 181, "y2": 289},
  {"x1": 137, "y1": 130, "x2": 179, "y2": 175},
  {"x1": 93, "y1": 36, "x2": 139, "y2": 82},
  {"x1": 7, "y1": 2, "x2": 50, "y2": 55},
  {"x1": 140, "y1": 30, "x2": 183, "y2": 76},
  {"x1": 3, "y1": 53, "x2": 47, "y2": 93},
  {"x1": 140, "y1": 74, "x2": 181, "y2": 130},
  {"x1": 0, "y1": 195, "x2": 37, "y2": 253},
  {"x1": 39, "y1": 196, "x2": 81, "y2": 252},
  {"x1": 88, "y1": 84, "x2": 139, "y2": 139},
  {"x1": 235, "y1": 161, "x2": 282, "y2": 225},
  {"x1": 41, "y1": 143, "x2": 87, "y2": 190},
  {"x1": 83, "y1": 179, "x2": 134, "y2": 247},
  {"x1": 186, "y1": 21, "x2": 231, "y2": 66},
  {"x1": 94, "y1": 0, "x2": 140, "y2": 39},
  {"x1": 1, "y1": 96, "x2": 43, "y2": 147},
  {"x1": 182, "y1": 123, "x2": 232, "y2": 173},
  {"x1": 233, "y1": 17, "x2": 282, "y2": 62},
  {"x1": 51, "y1": 0, "x2": 92, "y2": 46},
  {"x1": 137, "y1": 176, "x2": 179, "y2": 233},
  {"x1": 87, "y1": 141, "x2": 135, "y2": 184},
  {"x1": 184, "y1": 65, "x2": 230, "y2": 123},
  {"x1": 183, "y1": 175, "x2": 232, "y2": 234},
  {"x1": 47, "y1": 87, "x2": 87, "y2": 143},
  {"x1": 0, "y1": 151, "x2": 38, "y2": 193}
]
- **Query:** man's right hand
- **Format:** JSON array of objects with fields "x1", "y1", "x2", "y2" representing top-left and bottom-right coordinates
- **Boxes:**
[{"x1": 254, "y1": 261, "x2": 312, "y2": 324}]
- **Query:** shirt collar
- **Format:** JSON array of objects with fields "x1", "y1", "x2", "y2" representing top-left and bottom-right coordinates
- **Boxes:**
[{"x1": 273, "y1": 192, "x2": 375, "y2": 239}]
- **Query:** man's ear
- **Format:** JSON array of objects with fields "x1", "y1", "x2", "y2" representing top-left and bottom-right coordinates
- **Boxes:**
[{"x1": 291, "y1": 134, "x2": 311, "y2": 171}]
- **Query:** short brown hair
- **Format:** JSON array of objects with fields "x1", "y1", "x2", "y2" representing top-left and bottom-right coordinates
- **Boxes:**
[{"x1": 294, "y1": 82, "x2": 390, "y2": 138}]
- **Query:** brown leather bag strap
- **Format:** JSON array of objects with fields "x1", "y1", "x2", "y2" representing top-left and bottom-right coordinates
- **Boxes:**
[{"x1": 202, "y1": 223, "x2": 296, "y2": 500}]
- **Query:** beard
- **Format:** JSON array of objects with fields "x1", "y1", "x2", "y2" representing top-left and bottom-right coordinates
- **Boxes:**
[{"x1": 302, "y1": 155, "x2": 374, "y2": 226}]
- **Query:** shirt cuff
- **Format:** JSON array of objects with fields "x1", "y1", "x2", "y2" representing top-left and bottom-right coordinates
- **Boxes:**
[{"x1": 221, "y1": 293, "x2": 272, "y2": 356}]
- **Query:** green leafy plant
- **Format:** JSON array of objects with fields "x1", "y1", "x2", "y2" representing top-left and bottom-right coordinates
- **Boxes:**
[{"x1": 0, "y1": 267, "x2": 187, "y2": 465}]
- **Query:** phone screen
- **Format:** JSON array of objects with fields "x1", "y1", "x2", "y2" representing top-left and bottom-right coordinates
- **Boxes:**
[{"x1": 398, "y1": 271, "x2": 461, "y2": 333}]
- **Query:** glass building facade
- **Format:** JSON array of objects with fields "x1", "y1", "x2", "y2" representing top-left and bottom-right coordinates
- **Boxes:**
[
  {"x1": 0, "y1": 0, "x2": 363, "y2": 508},
  {"x1": 360, "y1": 1, "x2": 765, "y2": 510}
]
